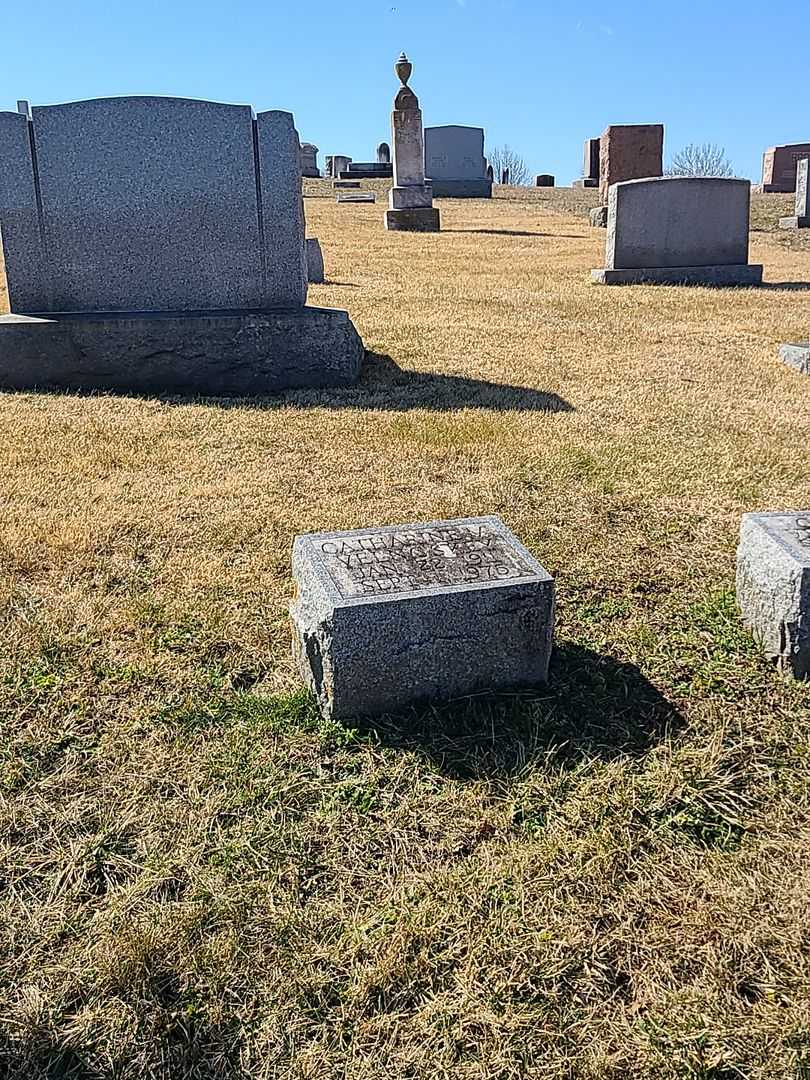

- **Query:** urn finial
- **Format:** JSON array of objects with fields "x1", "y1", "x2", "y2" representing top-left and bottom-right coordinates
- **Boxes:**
[{"x1": 395, "y1": 52, "x2": 412, "y2": 87}]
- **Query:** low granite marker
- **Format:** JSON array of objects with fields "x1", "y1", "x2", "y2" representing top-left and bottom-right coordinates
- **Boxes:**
[
  {"x1": 737, "y1": 512, "x2": 810, "y2": 679},
  {"x1": 779, "y1": 158, "x2": 810, "y2": 230},
  {"x1": 778, "y1": 342, "x2": 810, "y2": 375},
  {"x1": 290, "y1": 516, "x2": 555, "y2": 719}
]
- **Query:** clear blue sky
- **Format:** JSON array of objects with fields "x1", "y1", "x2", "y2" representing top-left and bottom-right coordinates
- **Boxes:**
[{"x1": 2, "y1": 0, "x2": 805, "y2": 184}]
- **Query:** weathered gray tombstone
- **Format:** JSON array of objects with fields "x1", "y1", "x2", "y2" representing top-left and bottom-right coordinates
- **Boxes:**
[
  {"x1": 385, "y1": 54, "x2": 440, "y2": 232},
  {"x1": 377, "y1": 142, "x2": 391, "y2": 164},
  {"x1": 737, "y1": 512, "x2": 810, "y2": 679},
  {"x1": 591, "y1": 177, "x2": 763, "y2": 285},
  {"x1": 337, "y1": 192, "x2": 375, "y2": 203},
  {"x1": 574, "y1": 137, "x2": 600, "y2": 188},
  {"x1": 423, "y1": 126, "x2": 492, "y2": 198},
  {"x1": 300, "y1": 142, "x2": 320, "y2": 178},
  {"x1": 0, "y1": 96, "x2": 363, "y2": 393},
  {"x1": 290, "y1": 516, "x2": 555, "y2": 719},
  {"x1": 535, "y1": 174, "x2": 555, "y2": 187},
  {"x1": 778, "y1": 342, "x2": 810, "y2": 374},
  {"x1": 779, "y1": 158, "x2": 810, "y2": 229},
  {"x1": 306, "y1": 238, "x2": 325, "y2": 284}
]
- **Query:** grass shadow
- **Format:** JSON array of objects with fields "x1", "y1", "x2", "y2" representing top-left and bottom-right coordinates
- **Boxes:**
[
  {"x1": 449, "y1": 228, "x2": 584, "y2": 239},
  {"x1": 2, "y1": 354, "x2": 573, "y2": 415},
  {"x1": 350, "y1": 643, "x2": 683, "y2": 781},
  {"x1": 758, "y1": 281, "x2": 810, "y2": 291},
  {"x1": 166, "y1": 352, "x2": 574, "y2": 414}
]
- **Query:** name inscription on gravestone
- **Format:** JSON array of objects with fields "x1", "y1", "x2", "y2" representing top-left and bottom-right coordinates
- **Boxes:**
[{"x1": 317, "y1": 521, "x2": 536, "y2": 599}]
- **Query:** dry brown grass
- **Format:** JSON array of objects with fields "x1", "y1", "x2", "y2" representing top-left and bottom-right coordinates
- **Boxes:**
[{"x1": 1, "y1": 184, "x2": 809, "y2": 1078}]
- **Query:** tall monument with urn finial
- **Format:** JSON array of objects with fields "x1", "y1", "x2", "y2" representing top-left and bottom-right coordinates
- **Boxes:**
[{"x1": 384, "y1": 53, "x2": 440, "y2": 232}]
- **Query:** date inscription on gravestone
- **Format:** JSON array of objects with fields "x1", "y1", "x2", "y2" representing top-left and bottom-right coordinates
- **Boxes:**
[{"x1": 317, "y1": 519, "x2": 536, "y2": 599}]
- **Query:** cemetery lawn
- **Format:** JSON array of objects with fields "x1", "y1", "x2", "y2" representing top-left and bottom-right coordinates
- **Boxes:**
[{"x1": 2, "y1": 182, "x2": 810, "y2": 1080}]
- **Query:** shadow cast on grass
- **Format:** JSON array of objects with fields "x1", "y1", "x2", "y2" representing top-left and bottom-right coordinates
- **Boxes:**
[
  {"x1": 4, "y1": 353, "x2": 573, "y2": 416},
  {"x1": 350, "y1": 643, "x2": 683, "y2": 781},
  {"x1": 448, "y1": 228, "x2": 584, "y2": 239},
  {"x1": 757, "y1": 281, "x2": 810, "y2": 291},
  {"x1": 219, "y1": 352, "x2": 573, "y2": 414}
]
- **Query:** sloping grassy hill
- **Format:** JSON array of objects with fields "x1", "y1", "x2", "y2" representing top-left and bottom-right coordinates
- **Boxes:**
[{"x1": 1, "y1": 185, "x2": 809, "y2": 1078}]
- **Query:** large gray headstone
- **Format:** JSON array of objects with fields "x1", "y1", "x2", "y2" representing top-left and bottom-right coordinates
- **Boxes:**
[
  {"x1": 0, "y1": 111, "x2": 47, "y2": 311},
  {"x1": 737, "y1": 512, "x2": 810, "y2": 679},
  {"x1": 32, "y1": 97, "x2": 265, "y2": 312},
  {"x1": 592, "y1": 177, "x2": 762, "y2": 285},
  {"x1": 424, "y1": 125, "x2": 491, "y2": 198},
  {"x1": 0, "y1": 96, "x2": 307, "y2": 314},
  {"x1": 290, "y1": 515, "x2": 555, "y2": 719}
]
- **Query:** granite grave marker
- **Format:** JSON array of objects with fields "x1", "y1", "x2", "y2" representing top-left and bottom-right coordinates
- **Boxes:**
[{"x1": 290, "y1": 515, "x2": 555, "y2": 719}]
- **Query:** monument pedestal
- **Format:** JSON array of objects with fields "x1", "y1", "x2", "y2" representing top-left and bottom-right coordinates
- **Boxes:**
[
  {"x1": 385, "y1": 207, "x2": 441, "y2": 232},
  {"x1": 0, "y1": 307, "x2": 364, "y2": 395}
]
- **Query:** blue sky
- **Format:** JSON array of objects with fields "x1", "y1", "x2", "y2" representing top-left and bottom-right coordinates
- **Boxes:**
[{"x1": 1, "y1": 0, "x2": 805, "y2": 183}]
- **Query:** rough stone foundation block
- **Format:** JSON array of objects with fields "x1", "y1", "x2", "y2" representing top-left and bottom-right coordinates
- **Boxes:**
[
  {"x1": 0, "y1": 307, "x2": 364, "y2": 395},
  {"x1": 779, "y1": 343, "x2": 810, "y2": 375},
  {"x1": 590, "y1": 206, "x2": 608, "y2": 228},
  {"x1": 290, "y1": 516, "x2": 555, "y2": 719},
  {"x1": 737, "y1": 512, "x2": 810, "y2": 679},
  {"x1": 592, "y1": 265, "x2": 763, "y2": 286},
  {"x1": 385, "y1": 207, "x2": 441, "y2": 232},
  {"x1": 306, "y1": 239, "x2": 325, "y2": 284}
]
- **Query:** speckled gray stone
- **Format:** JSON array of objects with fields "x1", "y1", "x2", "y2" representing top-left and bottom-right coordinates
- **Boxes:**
[
  {"x1": 306, "y1": 238, "x2": 325, "y2": 284},
  {"x1": 30, "y1": 97, "x2": 266, "y2": 312},
  {"x1": 256, "y1": 110, "x2": 307, "y2": 307},
  {"x1": 0, "y1": 111, "x2": 47, "y2": 311},
  {"x1": 737, "y1": 512, "x2": 810, "y2": 679},
  {"x1": 0, "y1": 307, "x2": 363, "y2": 394},
  {"x1": 590, "y1": 206, "x2": 608, "y2": 228},
  {"x1": 778, "y1": 344, "x2": 810, "y2": 375},
  {"x1": 290, "y1": 516, "x2": 555, "y2": 719}
]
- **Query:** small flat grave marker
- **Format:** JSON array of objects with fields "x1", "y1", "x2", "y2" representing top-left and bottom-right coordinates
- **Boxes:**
[
  {"x1": 336, "y1": 192, "x2": 375, "y2": 203},
  {"x1": 290, "y1": 515, "x2": 555, "y2": 719}
]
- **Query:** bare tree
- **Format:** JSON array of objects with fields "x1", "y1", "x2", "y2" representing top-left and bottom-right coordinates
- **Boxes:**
[
  {"x1": 487, "y1": 145, "x2": 531, "y2": 186},
  {"x1": 667, "y1": 143, "x2": 735, "y2": 178}
]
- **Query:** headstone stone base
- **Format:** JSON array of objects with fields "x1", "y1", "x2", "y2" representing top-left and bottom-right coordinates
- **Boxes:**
[
  {"x1": 306, "y1": 239, "x2": 325, "y2": 284},
  {"x1": 430, "y1": 178, "x2": 492, "y2": 198},
  {"x1": 737, "y1": 512, "x2": 810, "y2": 679},
  {"x1": 779, "y1": 216, "x2": 810, "y2": 230},
  {"x1": 0, "y1": 307, "x2": 364, "y2": 394},
  {"x1": 778, "y1": 343, "x2": 810, "y2": 375},
  {"x1": 590, "y1": 206, "x2": 609, "y2": 228},
  {"x1": 591, "y1": 265, "x2": 763, "y2": 286},
  {"x1": 574, "y1": 178, "x2": 599, "y2": 188},
  {"x1": 290, "y1": 515, "x2": 555, "y2": 719},
  {"x1": 385, "y1": 207, "x2": 441, "y2": 232}
]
